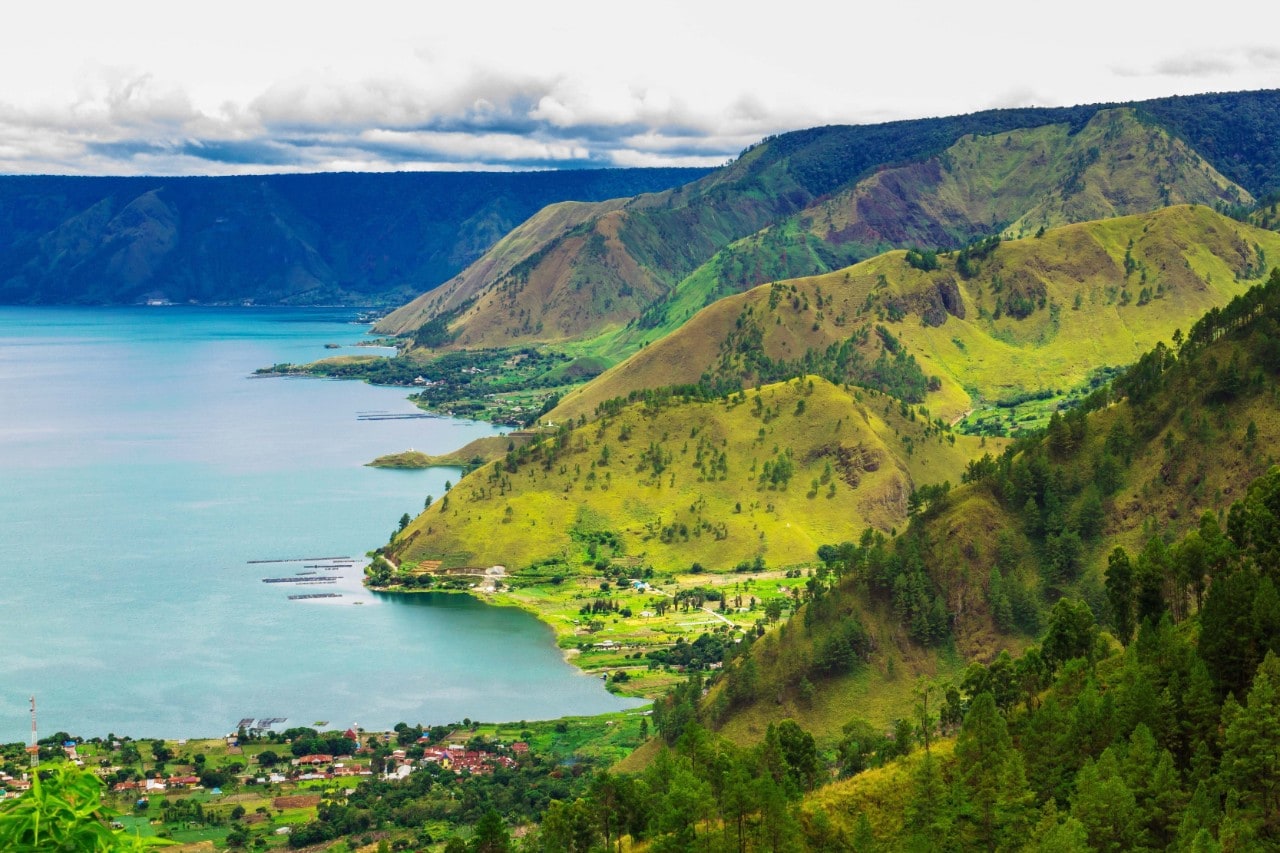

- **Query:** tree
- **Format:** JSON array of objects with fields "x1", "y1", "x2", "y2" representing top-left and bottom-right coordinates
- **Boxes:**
[
  {"x1": 1105, "y1": 547, "x2": 1136, "y2": 644},
  {"x1": 954, "y1": 693, "x2": 1033, "y2": 850},
  {"x1": 774, "y1": 720, "x2": 820, "y2": 793},
  {"x1": 903, "y1": 753, "x2": 957, "y2": 848},
  {"x1": 1135, "y1": 536, "x2": 1169, "y2": 626},
  {"x1": 1220, "y1": 652, "x2": 1280, "y2": 834},
  {"x1": 470, "y1": 808, "x2": 512, "y2": 853},
  {"x1": 149, "y1": 740, "x2": 172, "y2": 763},
  {"x1": 538, "y1": 799, "x2": 596, "y2": 853},
  {"x1": 1042, "y1": 599, "x2": 1098, "y2": 670},
  {"x1": 1069, "y1": 750, "x2": 1147, "y2": 852}
]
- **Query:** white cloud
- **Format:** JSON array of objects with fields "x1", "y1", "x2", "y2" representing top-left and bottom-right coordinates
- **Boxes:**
[
  {"x1": 608, "y1": 150, "x2": 730, "y2": 169},
  {"x1": 360, "y1": 129, "x2": 591, "y2": 163},
  {"x1": 0, "y1": 1, "x2": 1274, "y2": 175}
]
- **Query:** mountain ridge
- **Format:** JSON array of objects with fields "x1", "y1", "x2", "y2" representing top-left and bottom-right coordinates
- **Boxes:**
[
  {"x1": 380, "y1": 92, "x2": 1280, "y2": 358},
  {"x1": 0, "y1": 168, "x2": 709, "y2": 306}
]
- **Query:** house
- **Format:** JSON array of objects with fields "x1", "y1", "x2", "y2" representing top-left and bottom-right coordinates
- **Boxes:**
[
  {"x1": 295, "y1": 754, "x2": 334, "y2": 767},
  {"x1": 511, "y1": 742, "x2": 529, "y2": 755},
  {"x1": 167, "y1": 775, "x2": 200, "y2": 788}
]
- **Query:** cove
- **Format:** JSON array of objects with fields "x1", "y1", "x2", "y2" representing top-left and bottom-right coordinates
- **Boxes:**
[{"x1": 0, "y1": 306, "x2": 642, "y2": 739}]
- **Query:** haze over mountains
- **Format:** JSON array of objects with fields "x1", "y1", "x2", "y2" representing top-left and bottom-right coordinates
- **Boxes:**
[{"x1": 0, "y1": 169, "x2": 707, "y2": 306}]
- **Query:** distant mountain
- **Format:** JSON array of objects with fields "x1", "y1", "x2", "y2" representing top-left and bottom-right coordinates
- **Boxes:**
[
  {"x1": 0, "y1": 168, "x2": 709, "y2": 306},
  {"x1": 379, "y1": 91, "x2": 1280, "y2": 352}
]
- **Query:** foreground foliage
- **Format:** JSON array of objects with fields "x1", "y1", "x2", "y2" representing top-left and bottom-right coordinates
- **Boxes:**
[{"x1": 0, "y1": 764, "x2": 169, "y2": 851}]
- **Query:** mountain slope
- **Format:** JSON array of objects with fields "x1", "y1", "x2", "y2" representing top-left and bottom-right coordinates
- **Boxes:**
[
  {"x1": 389, "y1": 378, "x2": 990, "y2": 574},
  {"x1": 549, "y1": 206, "x2": 1280, "y2": 425},
  {"x1": 0, "y1": 168, "x2": 707, "y2": 306},
  {"x1": 380, "y1": 91, "x2": 1280, "y2": 353},
  {"x1": 705, "y1": 266, "x2": 1280, "y2": 744},
  {"x1": 375, "y1": 105, "x2": 1114, "y2": 340},
  {"x1": 572, "y1": 107, "x2": 1250, "y2": 363}
]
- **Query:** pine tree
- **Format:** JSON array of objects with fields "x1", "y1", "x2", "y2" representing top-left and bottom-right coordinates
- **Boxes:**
[
  {"x1": 1105, "y1": 547, "x2": 1136, "y2": 644},
  {"x1": 903, "y1": 753, "x2": 958, "y2": 850},
  {"x1": 955, "y1": 693, "x2": 1033, "y2": 850},
  {"x1": 1220, "y1": 652, "x2": 1280, "y2": 835},
  {"x1": 1069, "y1": 750, "x2": 1147, "y2": 851},
  {"x1": 1174, "y1": 781, "x2": 1222, "y2": 848},
  {"x1": 470, "y1": 808, "x2": 513, "y2": 853}
]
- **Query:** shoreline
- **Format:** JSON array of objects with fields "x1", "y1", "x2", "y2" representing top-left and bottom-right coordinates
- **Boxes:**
[
  {"x1": 369, "y1": 583, "x2": 637, "y2": 690},
  {"x1": 366, "y1": 561, "x2": 801, "y2": 703}
]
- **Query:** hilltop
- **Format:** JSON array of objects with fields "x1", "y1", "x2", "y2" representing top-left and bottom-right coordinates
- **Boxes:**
[
  {"x1": 0, "y1": 168, "x2": 706, "y2": 306},
  {"x1": 551, "y1": 205, "x2": 1280, "y2": 427}
]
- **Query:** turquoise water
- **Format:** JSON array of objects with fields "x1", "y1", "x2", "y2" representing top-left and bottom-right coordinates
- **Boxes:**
[{"x1": 0, "y1": 307, "x2": 640, "y2": 739}]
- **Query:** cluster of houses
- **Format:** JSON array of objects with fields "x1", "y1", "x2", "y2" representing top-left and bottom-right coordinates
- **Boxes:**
[
  {"x1": 111, "y1": 775, "x2": 204, "y2": 794},
  {"x1": 411, "y1": 741, "x2": 526, "y2": 777},
  {"x1": 0, "y1": 771, "x2": 31, "y2": 799},
  {"x1": 3, "y1": 730, "x2": 533, "y2": 800}
]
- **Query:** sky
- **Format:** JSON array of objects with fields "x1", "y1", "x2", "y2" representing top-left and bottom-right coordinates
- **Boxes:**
[{"x1": 1, "y1": 0, "x2": 1277, "y2": 176}]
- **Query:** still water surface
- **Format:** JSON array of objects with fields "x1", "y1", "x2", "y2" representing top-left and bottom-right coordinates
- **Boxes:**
[{"x1": 0, "y1": 307, "x2": 640, "y2": 738}]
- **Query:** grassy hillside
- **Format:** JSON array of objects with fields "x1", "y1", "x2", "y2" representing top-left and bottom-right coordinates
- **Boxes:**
[
  {"x1": 375, "y1": 105, "x2": 1122, "y2": 345},
  {"x1": 565, "y1": 109, "x2": 1250, "y2": 368},
  {"x1": 377, "y1": 198, "x2": 627, "y2": 335},
  {"x1": 389, "y1": 377, "x2": 993, "y2": 574},
  {"x1": 551, "y1": 206, "x2": 1280, "y2": 428},
  {"x1": 702, "y1": 267, "x2": 1280, "y2": 745}
]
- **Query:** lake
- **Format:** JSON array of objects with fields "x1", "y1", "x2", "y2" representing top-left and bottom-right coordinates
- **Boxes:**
[{"x1": 0, "y1": 307, "x2": 641, "y2": 739}]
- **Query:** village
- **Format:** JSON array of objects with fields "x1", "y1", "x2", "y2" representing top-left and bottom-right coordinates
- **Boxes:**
[
  {"x1": 0, "y1": 710, "x2": 647, "y2": 848},
  {"x1": 1, "y1": 726, "x2": 531, "y2": 801}
]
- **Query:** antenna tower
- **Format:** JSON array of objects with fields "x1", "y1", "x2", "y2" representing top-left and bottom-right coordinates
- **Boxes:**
[{"x1": 27, "y1": 696, "x2": 39, "y2": 768}]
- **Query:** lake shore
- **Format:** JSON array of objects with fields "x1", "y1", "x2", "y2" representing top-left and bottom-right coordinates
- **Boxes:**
[{"x1": 368, "y1": 562, "x2": 802, "y2": 701}]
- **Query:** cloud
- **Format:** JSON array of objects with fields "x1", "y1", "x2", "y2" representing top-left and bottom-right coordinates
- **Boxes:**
[
  {"x1": 1152, "y1": 56, "x2": 1237, "y2": 77},
  {"x1": 1, "y1": 23, "x2": 1274, "y2": 178},
  {"x1": 1110, "y1": 44, "x2": 1280, "y2": 81}
]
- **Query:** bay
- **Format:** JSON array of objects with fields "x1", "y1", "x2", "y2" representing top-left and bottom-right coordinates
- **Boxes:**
[{"x1": 0, "y1": 307, "x2": 641, "y2": 739}]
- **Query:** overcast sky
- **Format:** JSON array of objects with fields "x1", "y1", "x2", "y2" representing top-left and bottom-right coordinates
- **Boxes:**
[{"x1": 1, "y1": 0, "x2": 1277, "y2": 176}]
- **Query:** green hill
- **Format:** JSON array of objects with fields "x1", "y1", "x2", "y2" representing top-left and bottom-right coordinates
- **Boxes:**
[
  {"x1": 579, "y1": 108, "x2": 1249, "y2": 362},
  {"x1": 389, "y1": 377, "x2": 992, "y2": 575},
  {"x1": 701, "y1": 267, "x2": 1280, "y2": 745},
  {"x1": 551, "y1": 206, "x2": 1280, "y2": 428}
]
